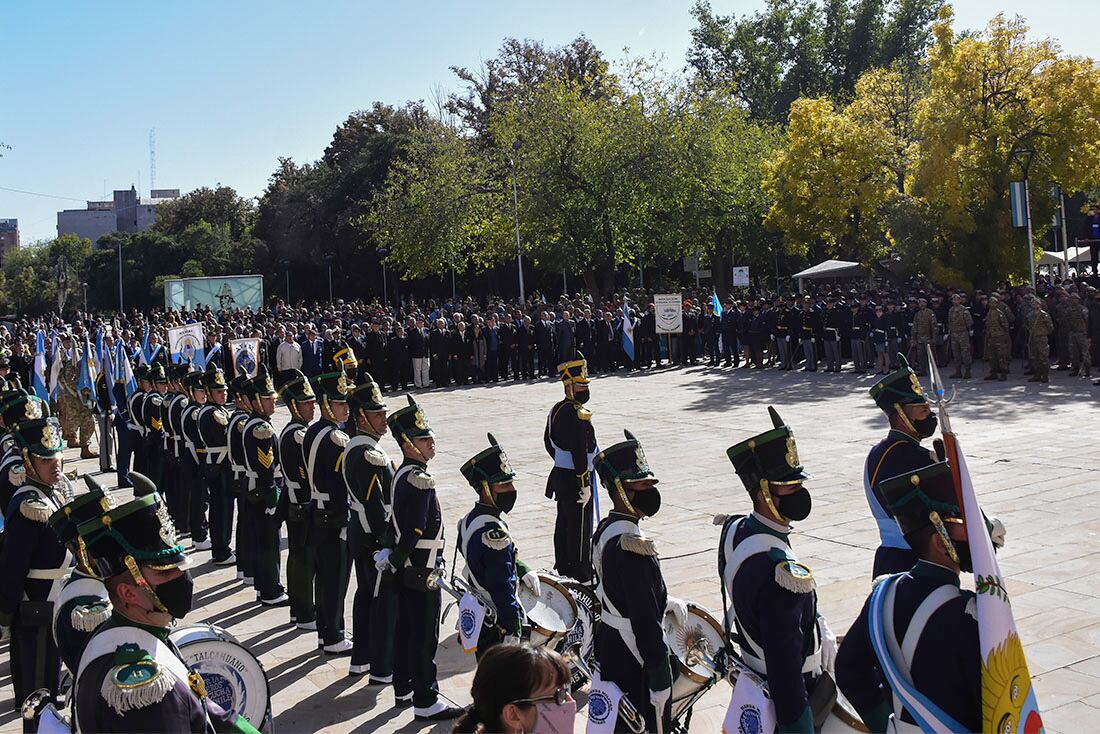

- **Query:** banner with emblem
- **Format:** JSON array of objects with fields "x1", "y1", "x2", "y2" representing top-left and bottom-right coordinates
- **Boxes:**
[
  {"x1": 654, "y1": 293, "x2": 683, "y2": 334},
  {"x1": 723, "y1": 668, "x2": 776, "y2": 734},
  {"x1": 168, "y1": 323, "x2": 206, "y2": 366},
  {"x1": 586, "y1": 672, "x2": 624, "y2": 734},
  {"x1": 229, "y1": 338, "x2": 261, "y2": 377},
  {"x1": 457, "y1": 591, "x2": 487, "y2": 653}
]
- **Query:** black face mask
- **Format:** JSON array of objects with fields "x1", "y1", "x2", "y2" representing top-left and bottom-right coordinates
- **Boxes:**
[
  {"x1": 152, "y1": 571, "x2": 194, "y2": 619},
  {"x1": 573, "y1": 390, "x2": 590, "y2": 404},
  {"x1": 912, "y1": 413, "x2": 938, "y2": 438},
  {"x1": 630, "y1": 489, "x2": 662, "y2": 517},
  {"x1": 776, "y1": 487, "x2": 812, "y2": 521},
  {"x1": 494, "y1": 490, "x2": 517, "y2": 514}
]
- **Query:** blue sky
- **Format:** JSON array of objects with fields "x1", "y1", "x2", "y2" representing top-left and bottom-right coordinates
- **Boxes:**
[{"x1": 1, "y1": 1, "x2": 1094, "y2": 244}]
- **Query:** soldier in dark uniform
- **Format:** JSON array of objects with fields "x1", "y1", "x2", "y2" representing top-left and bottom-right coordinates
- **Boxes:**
[
  {"x1": 590, "y1": 430, "x2": 675, "y2": 733},
  {"x1": 373, "y1": 395, "x2": 463, "y2": 721},
  {"x1": 718, "y1": 407, "x2": 836, "y2": 733},
  {"x1": 141, "y1": 363, "x2": 169, "y2": 491},
  {"x1": 836, "y1": 461, "x2": 981, "y2": 733},
  {"x1": 127, "y1": 364, "x2": 150, "y2": 478},
  {"x1": 0, "y1": 387, "x2": 42, "y2": 516},
  {"x1": 702, "y1": 302, "x2": 720, "y2": 366},
  {"x1": 180, "y1": 370, "x2": 210, "y2": 550},
  {"x1": 302, "y1": 365, "x2": 354, "y2": 653},
  {"x1": 94, "y1": 366, "x2": 114, "y2": 472},
  {"x1": 782, "y1": 300, "x2": 802, "y2": 370},
  {"x1": 0, "y1": 417, "x2": 71, "y2": 724},
  {"x1": 72, "y1": 475, "x2": 260, "y2": 734},
  {"x1": 238, "y1": 366, "x2": 288, "y2": 605},
  {"x1": 823, "y1": 299, "x2": 845, "y2": 372},
  {"x1": 721, "y1": 298, "x2": 739, "y2": 367},
  {"x1": 275, "y1": 368, "x2": 317, "y2": 631},
  {"x1": 162, "y1": 364, "x2": 190, "y2": 529},
  {"x1": 849, "y1": 302, "x2": 868, "y2": 374},
  {"x1": 864, "y1": 357, "x2": 941, "y2": 577},
  {"x1": 543, "y1": 354, "x2": 597, "y2": 583},
  {"x1": 456, "y1": 433, "x2": 540, "y2": 658},
  {"x1": 800, "y1": 297, "x2": 821, "y2": 371},
  {"x1": 342, "y1": 371, "x2": 397, "y2": 680},
  {"x1": 197, "y1": 365, "x2": 236, "y2": 565},
  {"x1": 112, "y1": 361, "x2": 138, "y2": 489},
  {"x1": 226, "y1": 375, "x2": 254, "y2": 584},
  {"x1": 46, "y1": 479, "x2": 113, "y2": 676}
]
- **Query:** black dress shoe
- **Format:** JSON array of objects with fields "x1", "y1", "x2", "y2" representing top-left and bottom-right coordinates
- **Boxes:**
[{"x1": 414, "y1": 705, "x2": 466, "y2": 721}]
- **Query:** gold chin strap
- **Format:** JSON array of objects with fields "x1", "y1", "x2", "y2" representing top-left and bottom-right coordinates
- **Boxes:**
[
  {"x1": 894, "y1": 402, "x2": 919, "y2": 435},
  {"x1": 614, "y1": 478, "x2": 638, "y2": 516},
  {"x1": 480, "y1": 481, "x2": 494, "y2": 507},
  {"x1": 402, "y1": 434, "x2": 425, "y2": 461},
  {"x1": 759, "y1": 478, "x2": 783, "y2": 522},
  {"x1": 124, "y1": 556, "x2": 168, "y2": 614},
  {"x1": 929, "y1": 510, "x2": 960, "y2": 564}
]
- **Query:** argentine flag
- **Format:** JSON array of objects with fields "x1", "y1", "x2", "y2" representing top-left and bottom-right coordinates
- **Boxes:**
[
  {"x1": 115, "y1": 341, "x2": 137, "y2": 398},
  {"x1": 77, "y1": 331, "x2": 98, "y2": 410},
  {"x1": 620, "y1": 299, "x2": 635, "y2": 362},
  {"x1": 32, "y1": 330, "x2": 50, "y2": 401}
]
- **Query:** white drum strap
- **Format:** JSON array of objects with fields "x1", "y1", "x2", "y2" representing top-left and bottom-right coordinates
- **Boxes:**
[
  {"x1": 343, "y1": 435, "x2": 391, "y2": 534},
  {"x1": 306, "y1": 425, "x2": 335, "y2": 508},
  {"x1": 458, "y1": 513, "x2": 508, "y2": 613},
  {"x1": 391, "y1": 464, "x2": 445, "y2": 567},
  {"x1": 886, "y1": 583, "x2": 959, "y2": 721},
  {"x1": 594, "y1": 519, "x2": 646, "y2": 666}
]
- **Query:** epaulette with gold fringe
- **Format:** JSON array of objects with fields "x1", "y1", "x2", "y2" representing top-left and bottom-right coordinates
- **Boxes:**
[
  {"x1": 72, "y1": 600, "x2": 112, "y2": 632},
  {"x1": 409, "y1": 470, "x2": 435, "y2": 490},
  {"x1": 620, "y1": 534, "x2": 657, "y2": 557},
  {"x1": 102, "y1": 645, "x2": 178, "y2": 714}
]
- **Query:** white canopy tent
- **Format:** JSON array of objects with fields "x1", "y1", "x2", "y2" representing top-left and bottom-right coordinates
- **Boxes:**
[
  {"x1": 791, "y1": 259, "x2": 871, "y2": 293},
  {"x1": 1039, "y1": 246, "x2": 1091, "y2": 265}
]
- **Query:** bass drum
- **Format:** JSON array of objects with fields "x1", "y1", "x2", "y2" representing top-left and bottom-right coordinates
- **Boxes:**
[
  {"x1": 559, "y1": 580, "x2": 601, "y2": 690},
  {"x1": 519, "y1": 574, "x2": 578, "y2": 648},
  {"x1": 169, "y1": 624, "x2": 272, "y2": 731}
]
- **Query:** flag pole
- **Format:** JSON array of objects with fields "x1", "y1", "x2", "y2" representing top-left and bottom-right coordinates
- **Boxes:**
[{"x1": 926, "y1": 344, "x2": 965, "y2": 512}]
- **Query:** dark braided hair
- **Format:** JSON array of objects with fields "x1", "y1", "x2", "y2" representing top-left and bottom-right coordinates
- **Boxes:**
[{"x1": 452, "y1": 644, "x2": 570, "y2": 733}]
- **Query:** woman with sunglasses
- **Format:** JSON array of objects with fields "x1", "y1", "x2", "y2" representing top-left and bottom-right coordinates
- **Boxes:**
[{"x1": 453, "y1": 644, "x2": 575, "y2": 733}]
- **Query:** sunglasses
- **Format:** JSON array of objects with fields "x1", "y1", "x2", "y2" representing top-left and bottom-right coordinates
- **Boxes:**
[{"x1": 511, "y1": 685, "x2": 571, "y2": 707}]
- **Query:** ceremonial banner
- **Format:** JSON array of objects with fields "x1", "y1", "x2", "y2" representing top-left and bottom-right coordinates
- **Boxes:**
[
  {"x1": 457, "y1": 592, "x2": 486, "y2": 653},
  {"x1": 654, "y1": 294, "x2": 683, "y2": 334},
  {"x1": 230, "y1": 338, "x2": 261, "y2": 377},
  {"x1": 620, "y1": 300, "x2": 635, "y2": 361},
  {"x1": 732, "y1": 266, "x2": 750, "y2": 287},
  {"x1": 722, "y1": 668, "x2": 776, "y2": 734},
  {"x1": 32, "y1": 330, "x2": 50, "y2": 401},
  {"x1": 168, "y1": 324, "x2": 206, "y2": 365}
]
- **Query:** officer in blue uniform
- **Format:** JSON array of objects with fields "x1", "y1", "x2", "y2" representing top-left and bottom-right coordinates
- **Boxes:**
[
  {"x1": 302, "y1": 364, "x2": 353, "y2": 654},
  {"x1": 719, "y1": 407, "x2": 836, "y2": 733},
  {"x1": 46, "y1": 477, "x2": 113, "y2": 676},
  {"x1": 180, "y1": 370, "x2": 210, "y2": 549},
  {"x1": 456, "y1": 433, "x2": 539, "y2": 658},
  {"x1": 239, "y1": 366, "x2": 288, "y2": 606},
  {"x1": 127, "y1": 364, "x2": 150, "y2": 478},
  {"x1": 275, "y1": 368, "x2": 317, "y2": 631},
  {"x1": 162, "y1": 364, "x2": 191, "y2": 528},
  {"x1": 865, "y1": 356, "x2": 942, "y2": 576},
  {"x1": 72, "y1": 474, "x2": 261, "y2": 733},
  {"x1": 544, "y1": 353, "x2": 597, "y2": 582},
  {"x1": 198, "y1": 365, "x2": 236, "y2": 565},
  {"x1": 374, "y1": 395, "x2": 463, "y2": 721},
  {"x1": 836, "y1": 461, "x2": 981, "y2": 733},
  {"x1": 0, "y1": 417, "x2": 71, "y2": 725},
  {"x1": 141, "y1": 363, "x2": 169, "y2": 490},
  {"x1": 342, "y1": 371, "x2": 396, "y2": 680},
  {"x1": 226, "y1": 374, "x2": 254, "y2": 585},
  {"x1": 590, "y1": 430, "x2": 674, "y2": 734}
]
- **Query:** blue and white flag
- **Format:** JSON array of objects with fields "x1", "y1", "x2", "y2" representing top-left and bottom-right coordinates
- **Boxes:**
[
  {"x1": 77, "y1": 332, "x2": 98, "y2": 410},
  {"x1": 115, "y1": 341, "x2": 137, "y2": 398},
  {"x1": 32, "y1": 330, "x2": 50, "y2": 401},
  {"x1": 48, "y1": 334, "x2": 62, "y2": 401},
  {"x1": 140, "y1": 325, "x2": 151, "y2": 366},
  {"x1": 101, "y1": 339, "x2": 117, "y2": 408},
  {"x1": 168, "y1": 323, "x2": 205, "y2": 366},
  {"x1": 620, "y1": 300, "x2": 635, "y2": 362},
  {"x1": 712, "y1": 291, "x2": 724, "y2": 317}
]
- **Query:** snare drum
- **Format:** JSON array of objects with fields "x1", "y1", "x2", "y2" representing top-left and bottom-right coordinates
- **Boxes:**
[
  {"x1": 518, "y1": 574, "x2": 579, "y2": 648},
  {"x1": 663, "y1": 604, "x2": 726, "y2": 721},
  {"x1": 559, "y1": 581, "x2": 601, "y2": 687},
  {"x1": 169, "y1": 624, "x2": 271, "y2": 730}
]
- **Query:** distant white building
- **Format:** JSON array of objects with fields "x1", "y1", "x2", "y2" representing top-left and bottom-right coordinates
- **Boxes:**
[{"x1": 57, "y1": 186, "x2": 180, "y2": 247}]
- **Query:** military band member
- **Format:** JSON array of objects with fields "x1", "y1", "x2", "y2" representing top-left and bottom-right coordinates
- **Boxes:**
[
  {"x1": 719, "y1": 407, "x2": 835, "y2": 733},
  {"x1": 72, "y1": 474, "x2": 260, "y2": 733},
  {"x1": 0, "y1": 417, "x2": 71, "y2": 722},
  {"x1": 544, "y1": 353, "x2": 597, "y2": 583},
  {"x1": 0, "y1": 386, "x2": 40, "y2": 518},
  {"x1": 303, "y1": 366, "x2": 354, "y2": 653},
  {"x1": 141, "y1": 363, "x2": 169, "y2": 490},
  {"x1": 456, "y1": 433, "x2": 539, "y2": 658},
  {"x1": 836, "y1": 461, "x2": 981, "y2": 733},
  {"x1": 181, "y1": 370, "x2": 211, "y2": 550},
  {"x1": 226, "y1": 375, "x2": 254, "y2": 584},
  {"x1": 865, "y1": 358, "x2": 941, "y2": 576},
  {"x1": 590, "y1": 429, "x2": 674, "y2": 734},
  {"x1": 198, "y1": 365, "x2": 236, "y2": 565},
  {"x1": 275, "y1": 368, "x2": 317, "y2": 630},
  {"x1": 127, "y1": 365, "x2": 150, "y2": 477},
  {"x1": 374, "y1": 395, "x2": 463, "y2": 721},
  {"x1": 46, "y1": 478, "x2": 114, "y2": 675},
  {"x1": 163, "y1": 364, "x2": 191, "y2": 529},
  {"x1": 342, "y1": 372, "x2": 397, "y2": 680}
]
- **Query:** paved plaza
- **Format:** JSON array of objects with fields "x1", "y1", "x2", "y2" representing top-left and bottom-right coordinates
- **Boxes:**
[{"x1": 1, "y1": 363, "x2": 1098, "y2": 733}]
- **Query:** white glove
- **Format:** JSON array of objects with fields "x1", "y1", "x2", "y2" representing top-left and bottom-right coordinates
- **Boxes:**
[
  {"x1": 665, "y1": 596, "x2": 689, "y2": 628},
  {"x1": 373, "y1": 548, "x2": 395, "y2": 573},
  {"x1": 521, "y1": 570, "x2": 541, "y2": 598},
  {"x1": 817, "y1": 616, "x2": 837, "y2": 675},
  {"x1": 503, "y1": 634, "x2": 522, "y2": 646},
  {"x1": 990, "y1": 517, "x2": 1006, "y2": 549},
  {"x1": 649, "y1": 687, "x2": 671, "y2": 734},
  {"x1": 577, "y1": 477, "x2": 592, "y2": 505}
]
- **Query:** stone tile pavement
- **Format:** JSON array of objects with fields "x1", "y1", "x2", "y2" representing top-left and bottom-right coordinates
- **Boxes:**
[{"x1": 1, "y1": 362, "x2": 1097, "y2": 732}]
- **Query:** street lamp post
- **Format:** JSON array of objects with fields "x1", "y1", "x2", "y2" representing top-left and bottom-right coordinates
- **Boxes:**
[
  {"x1": 283, "y1": 260, "x2": 291, "y2": 303},
  {"x1": 1011, "y1": 148, "x2": 1037, "y2": 289},
  {"x1": 117, "y1": 241, "x2": 124, "y2": 312},
  {"x1": 324, "y1": 254, "x2": 335, "y2": 303},
  {"x1": 377, "y1": 248, "x2": 390, "y2": 307},
  {"x1": 509, "y1": 142, "x2": 525, "y2": 303},
  {"x1": 82, "y1": 282, "x2": 88, "y2": 313}
]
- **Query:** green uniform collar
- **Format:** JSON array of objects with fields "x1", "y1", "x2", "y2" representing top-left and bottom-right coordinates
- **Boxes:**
[
  {"x1": 887, "y1": 428, "x2": 921, "y2": 445},
  {"x1": 107, "y1": 610, "x2": 172, "y2": 642},
  {"x1": 748, "y1": 511, "x2": 791, "y2": 540},
  {"x1": 911, "y1": 559, "x2": 960, "y2": 587}
]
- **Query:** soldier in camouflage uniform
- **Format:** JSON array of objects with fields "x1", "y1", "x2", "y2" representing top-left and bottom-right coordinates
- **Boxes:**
[
  {"x1": 947, "y1": 293, "x2": 974, "y2": 379},
  {"x1": 1066, "y1": 293, "x2": 1092, "y2": 378},
  {"x1": 57, "y1": 333, "x2": 97, "y2": 459},
  {"x1": 983, "y1": 293, "x2": 1012, "y2": 381},
  {"x1": 909, "y1": 298, "x2": 937, "y2": 376},
  {"x1": 1026, "y1": 296, "x2": 1054, "y2": 383}
]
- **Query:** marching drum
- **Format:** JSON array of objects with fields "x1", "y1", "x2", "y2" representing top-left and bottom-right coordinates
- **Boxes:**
[
  {"x1": 518, "y1": 573, "x2": 579, "y2": 648},
  {"x1": 169, "y1": 624, "x2": 272, "y2": 731},
  {"x1": 663, "y1": 604, "x2": 727, "y2": 722},
  {"x1": 559, "y1": 580, "x2": 601, "y2": 688}
]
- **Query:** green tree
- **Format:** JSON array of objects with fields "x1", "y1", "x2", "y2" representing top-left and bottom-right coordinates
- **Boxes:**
[{"x1": 153, "y1": 186, "x2": 256, "y2": 241}]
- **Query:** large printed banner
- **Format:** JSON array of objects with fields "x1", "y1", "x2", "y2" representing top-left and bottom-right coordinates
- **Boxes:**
[
  {"x1": 168, "y1": 324, "x2": 205, "y2": 365},
  {"x1": 230, "y1": 338, "x2": 261, "y2": 377},
  {"x1": 164, "y1": 275, "x2": 264, "y2": 311},
  {"x1": 654, "y1": 293, "x2": 683, "y2": 334}
]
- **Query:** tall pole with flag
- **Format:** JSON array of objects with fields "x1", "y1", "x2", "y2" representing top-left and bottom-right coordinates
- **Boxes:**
[
  {"x1": 927, "y1": 346, "x2": 1043, "y2": 734},
  {"x1": 620, "y1": 297, "x2": 635, "y2": 364},
  {"x1": 32, "y1": 330, "x2": 50, "y2": 401}
]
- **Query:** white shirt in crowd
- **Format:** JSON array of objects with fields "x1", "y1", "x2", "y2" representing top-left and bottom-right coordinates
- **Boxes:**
[{"x1": 276, "y1": 339, "x2": 303, "y2": 371}]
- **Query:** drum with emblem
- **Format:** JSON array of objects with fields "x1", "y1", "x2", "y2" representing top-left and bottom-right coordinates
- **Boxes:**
[
  {"x1": 558, "y1": 579, "x2": 600, "y2": 688},
  {"x1": 169, "y1": 624, "x2": 271, "y2": 730},
  {"x1": 517, "y1": 573, "x2": 578, "y2": 648},
  {"x1": 663, "y1": 603, "x2": 726, "y2": 722}
]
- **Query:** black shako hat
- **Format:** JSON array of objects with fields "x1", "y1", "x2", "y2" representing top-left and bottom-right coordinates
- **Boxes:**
[
  {"x1": 879, "y1": 461, "x2": 962, "y2": 536},
  {"x1": 460, "y1": 432, "x2": 515, "y2": 488},
  {"x1": 726, "y1": 406, "x2": 810, "y2": 492}
]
